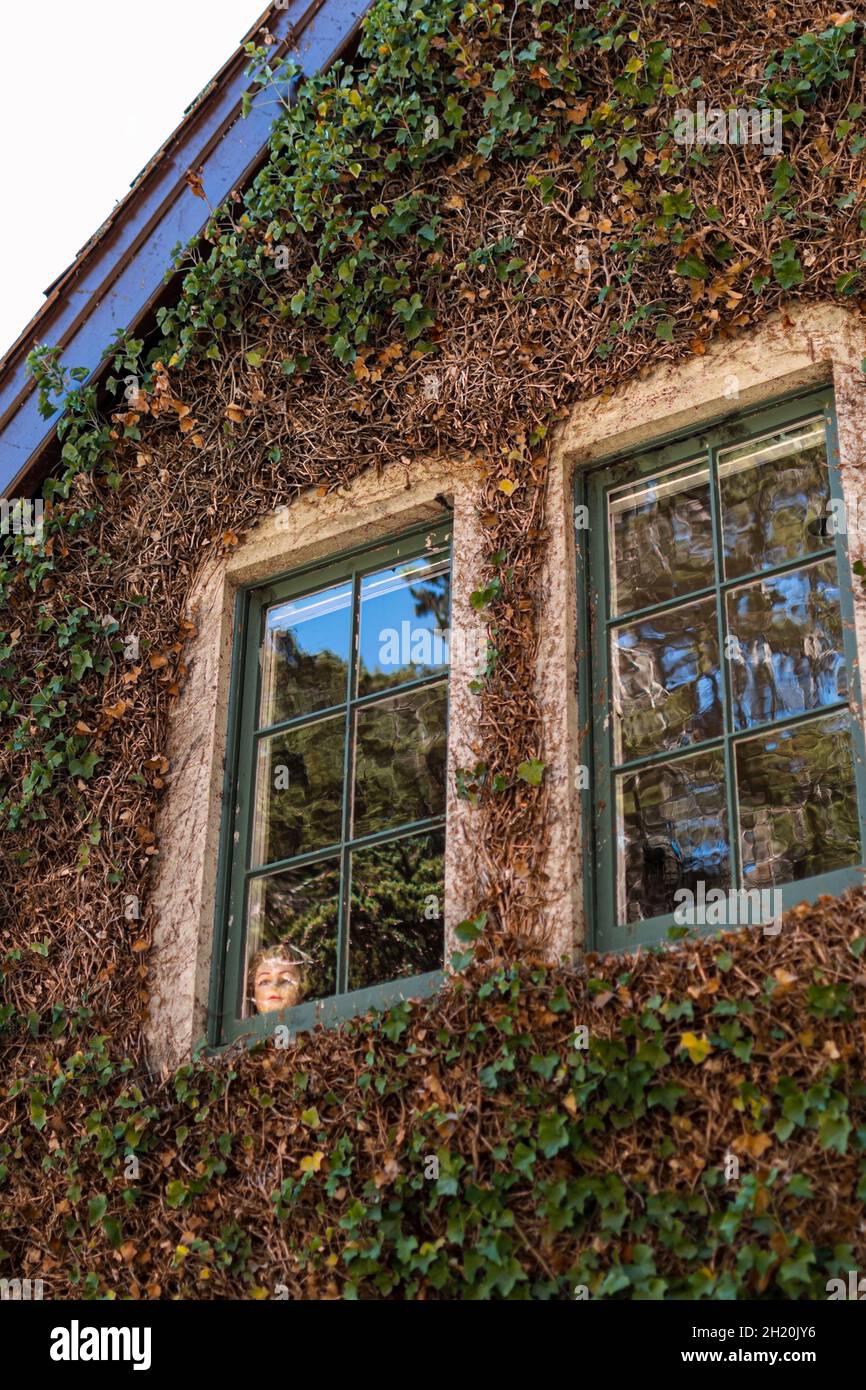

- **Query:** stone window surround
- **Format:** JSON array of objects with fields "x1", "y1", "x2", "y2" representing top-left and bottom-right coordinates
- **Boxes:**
[
  {"x1": 543, "y1": 301, "x2": 866, "y2": 968},
  {"x1": 146, "y1": 302, "x2": 866, "y2": 1069},
  {"x1": 147, "y1": 457, "x2": 491, "y2": 1068}
]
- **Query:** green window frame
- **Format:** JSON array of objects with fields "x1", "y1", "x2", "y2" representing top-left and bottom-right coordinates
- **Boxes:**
[
  {"x1": 210, "y1": 520, "x2": 452, "y2": 1047},
  {"x1": 577, "y1": 387, "x2": 866, "y2": 955}
]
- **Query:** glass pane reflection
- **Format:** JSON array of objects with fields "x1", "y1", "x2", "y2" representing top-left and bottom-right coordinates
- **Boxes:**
[
  {"x1": 612, "y1": 596, "x2": 722, "y2": 762},
  {"x1": 358, "y1": 550, "x2": 451, "y2": 696},
  {"x1": 616, "y1": 748, "x2": 730, "y2": 925},
  {"x1": 736, "y1": 710, "x2": 860, "y2": 889},
  {"x1": 718, "y1": 418, "x2": 830, "y2": 581},
  {"x1": 608, "y1": 463, "x2": 713, "y2": 616},
  {"x1": 348, "y1": 831, "x2": 445, "y2": 992},
  {"x1": 251, "y1": 717, "x2": 344, "y2": 866},
  {"x1": 354, "y1": 683, "x2": 447, "y2": 839},
  {"x1": 260, "y1": 583, "x2": 351, "y2": 726},
  {"x1": 726, "y1": 560, "x2": 846, "y2": 731},
  {"x1": 243, "y1": 859, "x2": 340, "y2": 1018}
]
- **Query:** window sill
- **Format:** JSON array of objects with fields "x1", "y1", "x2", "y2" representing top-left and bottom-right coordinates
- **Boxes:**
[
  {"x1": 209, "y1": 969, "x2": 445, "y2": 1051},
  {"x1": 594, "y1": 864, "x2": 866, "y2": 956}
]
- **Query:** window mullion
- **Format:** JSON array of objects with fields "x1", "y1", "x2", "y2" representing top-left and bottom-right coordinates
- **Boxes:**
[
  {"x1": 336, "y1": 569, "x2": 362, "y2": 996},
  {"x1": 823, "y1": 400, "x2": 866, "y2": 859},
  {"x1": 591, "y1": 472, "x2": 618, "y2": 941},
  {"x1": 718, "y1": 545, "x2": 837, "y2": 597},
  {"x1": 221, "y1": 590, "x2": 267, "y2": 1033},
  {"x1": 708, "y1": 440, "x2": 742, "y2": 893},
  {"x1": 612, "y1": 734, "x2": 725, "y2": 778}
]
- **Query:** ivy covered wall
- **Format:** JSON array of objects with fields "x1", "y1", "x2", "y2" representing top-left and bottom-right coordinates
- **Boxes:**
[{"x1": 2, "y1": 0, "x2": 866, "y2": 1298}]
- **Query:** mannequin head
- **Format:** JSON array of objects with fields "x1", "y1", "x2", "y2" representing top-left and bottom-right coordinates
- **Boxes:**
[{"x1": 250, "y1": 945, "x2": 308, "y2": 1015}]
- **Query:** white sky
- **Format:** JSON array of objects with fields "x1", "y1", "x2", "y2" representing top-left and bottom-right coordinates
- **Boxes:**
[{"x1": 0, "y1": 1, "x2": 269, "y2": 359}]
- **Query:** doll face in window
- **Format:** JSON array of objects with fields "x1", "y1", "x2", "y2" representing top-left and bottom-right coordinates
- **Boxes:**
[{"x1": 253, "y1": 957, "x2": 304, "y2": 1014}]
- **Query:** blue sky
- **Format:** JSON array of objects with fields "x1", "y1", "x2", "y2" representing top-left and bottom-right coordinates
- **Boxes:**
[{"x1": 0, "y1": 1, "x2": 268, "y2": 358}]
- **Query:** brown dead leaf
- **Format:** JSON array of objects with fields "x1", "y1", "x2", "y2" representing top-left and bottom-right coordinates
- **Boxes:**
[
  {"x1": 184, "y1": 168, "x2": 207, "y2": 200},
  {"x1": 734, "y1": 1132, "x2": 772, "y2": 1158}
]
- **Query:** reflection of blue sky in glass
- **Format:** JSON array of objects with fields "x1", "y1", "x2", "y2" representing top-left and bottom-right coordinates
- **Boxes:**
[
  {"x1": 618, "y1": 621, "x2": 716, "y2": 696},
  {"x1": 266, "y1": 583, "x2": 352, "y2": 659},
  {"x1": 668, "y1": 765, "x2": 728, "y2": 876},
  {"x1": 359, "y1": 555, "x2": 450, "y2": 692}
]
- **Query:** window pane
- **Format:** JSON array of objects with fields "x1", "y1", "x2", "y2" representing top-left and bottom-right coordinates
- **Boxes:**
[
  {"x1": 353, "y1": 683, "x2": 447, "y2": 839},
  {"x1": 358, "y1": 551, "x2": 450, "y2": 696},
  {"x1": 242, "y1": 859, "x2": 340, "y2": 1018},
  {"x1": 736, "y1": 710, "x2": 860, "y2": 888},
  {"x1": 251, "y1": 716, "x2": 344, "y2": 866},
  {"x1": 260, "y1": 582, "x2": 351, "y2": 727},
  {"x1": 616, "y1": 748, "x2": 730, "y2": 924},
  {"x1": 718, "y1": 418, "x2": 830, "y2": 581},
  {"x1": 612, "y1": 596, "x2": 722, "y2": 763},
  {"x1": 608, "y1": 462, "x2": 713, "y2": 616},
  {"x1": 726, "y1": 559, "x2": 846, "y2": 731},
  {"x1": 347, "y1": 830, "x2": 445, "y2": 992}
]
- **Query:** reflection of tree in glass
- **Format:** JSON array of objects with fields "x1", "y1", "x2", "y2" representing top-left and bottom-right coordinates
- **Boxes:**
[
  {"x1": 265, "y1": 627, "x2": 348, "y2": 724},
  {"x1": 354, "y1": 684, "x2": 447, "y2": 837},
  {"x1": 614, "y1": 598, "x2": 722, "y2": 759},
  {"x1": 613, "y1": 481, "x2": 714, "y2": 614},
  {"x1": 738, "y1": 713, "x2": 859, "y2": 886},
  {"x1": 408, "y1": 573, "x2": 450, "y2": 628},
  {"x1": 621, "y1": 753, "x2": 730, "y2": 922},
  {"x1": 721, "y1": 439, "x2": 829, "y2": 580},
  {"x1": 728, "y1": 561, "x2": 845, "y2": 730},
  {"x1": 251, "y1": 859, "x2": 341, "y2": 1006},
  {"x1": 348, "y1": 832, "x2": 445, "y2": 991},
  {"x1": 259, "y1": 720, "x2": 343, "y2": 864}
]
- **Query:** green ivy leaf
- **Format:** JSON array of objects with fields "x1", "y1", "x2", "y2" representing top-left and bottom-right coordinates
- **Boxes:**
[
  {"x1": 517, "y1": 759, "x2": 546, "y2": 787},
  {"x1": 455, "y1": 913, "x2": 486, "y2": 943},
  {"x1": 675, "y1": 253, "x2": 709, "y2": 280},
  {"x1": 68, "y1": 752, "x2": 101, "y2": 780},
  {"x1": 770, "y1": 240, "x2": 804, "y2": 290},
  {"x1": 87, "y1": 1195, "x2": 108, "y2": 1227},
  {"x1": 537, "y1": 1112, "x2": 569, "y2": 1157},
  {"x1": 819, "y1": 1110, "x2": 851, "y2": 1154}
]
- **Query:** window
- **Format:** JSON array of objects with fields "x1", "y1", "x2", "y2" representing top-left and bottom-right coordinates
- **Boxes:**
[
  {"x1": 212, "y1": 522, "x2": 452, "y2": 1044},
  {"x1": 579, "y1": 390, "x2": 866, "y2": 953}
]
